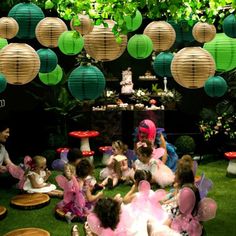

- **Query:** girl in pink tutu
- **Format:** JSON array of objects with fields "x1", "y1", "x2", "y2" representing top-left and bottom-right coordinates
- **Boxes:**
[{"x1": 134, "y1": 139, "x2": 174, "y2": 188}]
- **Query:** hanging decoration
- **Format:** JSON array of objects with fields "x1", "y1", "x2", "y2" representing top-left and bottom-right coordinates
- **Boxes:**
[
  {"x1": 127, "y1": 34, "x2": 153, "y2": 59},
  {"x1": 204, "y1": 33, "x2": 236, "y2": 72},
  {"x1": 223, "y1": 14, "x2": 236, "y2": 38},
  {"x1": 171, "y1": 47, "x2": 215, "y2": 89},
  {"x1": 84, "y1": 20, "x2": 127, "y2": 61},
  {"x1": 68, "y1": 65, "x2": 105, "y2": 100},
  {"x1": 8, "y1": 3, "x2": 44, "y2": 39},
  {"x1": 123, "y1": 10, "x2": 143, "y2": 32},
  {"x1": 0, "y1": 43, "x2": 40, "y2": 85},
  {"x1": 0, "y1": 17, "x2": 19, "y2": 39},
  {"x1": 144, "y1": 21, "x2": 176, "y2": 51},
  {"x1": 192, "y1": 22, "x2": 216, "y2": 43},
  {"x1": 153, "y1": 52, "x2": 174, "y2": 77},
  {"x1": 37, "y1": 48, "x2": 58, "y2": 73},
  {"x1": 35, "y1": 17, "x2": 68, "y2": 48},
  {"x1": 0, "y1": 74, "x2": 7, "y2": 93},
  {"x1": 204, "y1": 76, "x2": 228, "y2": 97},
  {"x1": 39, "y1": 65, "x2": 63, "y2": 86},
  {"x1": 0, "y1": 38, "x2": 8, "y2": 50},
  {"x1": 70, "y1": 14, "x2": 93, "y2": 35},
  {"x1": 58, "y1": 31, "x2": 84, "y2": 55}
]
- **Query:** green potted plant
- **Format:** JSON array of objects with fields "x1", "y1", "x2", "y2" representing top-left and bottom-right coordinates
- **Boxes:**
[
  {"x1": 158, "y1": 89, "x2": 182, "y2": 109},
  {"x1": 174, "y1": 135, "x2": 196, "y2": 155}
]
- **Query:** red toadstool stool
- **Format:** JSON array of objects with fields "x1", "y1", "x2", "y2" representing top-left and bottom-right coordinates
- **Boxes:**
[{"x1": 224, "y1": 152, "x2": 236, "y2": 177}]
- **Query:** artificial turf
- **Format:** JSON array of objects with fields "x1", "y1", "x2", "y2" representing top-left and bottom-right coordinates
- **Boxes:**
[{"x1": 0, "y1": 155, "x2": 235, "y2": 236}]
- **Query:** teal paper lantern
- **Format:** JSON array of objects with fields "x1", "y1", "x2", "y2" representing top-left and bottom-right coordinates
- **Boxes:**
[
  {"x1": 68, "y1": 65, "x2": 105, "y2": 100},
  {"x1": 58, "y1": 31, "x2": 84, "y2": 55},
  {"x1": 39, "y1": 65, "x2": 63, "y2": 85},
  {"x1": 0, "y1": 38, "x2": 8, "y2": 50},
  {"x1": 127, "y1": 34, "x2": 153, "y2": 59},
  {"x1": 8, "y1": 3, "x2": 45, "y2": 39},
  {"x1": 37, "y1": 48, "x2": 58, "y2": 73},
  {"x1": 0, "y1": 74, "x2": 7, "y2": 93},
  {"x1": 124, "y1": 10, "x2": 142, "y2": 32},
  {"x1": 153, "y1": 52, "x2": 174, "y2": 77},
  {"x1": 223, "y1": 14, "x2": 236, "y2": 38},
  {"x1": 204, "y1": 76, "x2": 228, "y2": 97},
  {"x1": 204, "y1": 33, "x2": 236, "y2": 72}
]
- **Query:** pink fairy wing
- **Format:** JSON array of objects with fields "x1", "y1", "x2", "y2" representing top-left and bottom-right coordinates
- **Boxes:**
[
  {"x1": 87, "y1": 213, "x2": 103, "y2": 235},
  {"x1": 197, "y1": 198, "x2": 217, "y2": 221},
  {"x1": 55, "y1": 175, "x2": 68, "y2": 189},
  {"x1": 138, "y1": 180, "x2": 151, "y2": 193},
  {"x1": 71, "y1": 176, "x2": 86, "y2": 207},
  {"x1": 152, "y1": 147, "x2": 165, "y2": 160},
  {"x1": 7, "y1": 164, "x2": 25, "y2": 189},
  {"x1": 179, "y1": 187, "x2": 196, "y2": 215},
  {"x1": 23, "y1": 155, "x2": 33, "y2": 169}
]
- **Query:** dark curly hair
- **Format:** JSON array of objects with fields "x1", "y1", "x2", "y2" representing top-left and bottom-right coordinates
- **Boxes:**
[
  {"x1": 134, "y1": 169, "x2": 152, "y2": 184},
  {"x1": 136, "y1": 139, "x2": 153, "y2": 157},
  {"x1": 76, "y1": 159, "x2": 93, "y2": 178},
  {"x1": 67, "y1": 148, "x2": 83, "y2": 163},
  {"x1": 94, "y1": 198, "x2": 121, "y2": 230}
]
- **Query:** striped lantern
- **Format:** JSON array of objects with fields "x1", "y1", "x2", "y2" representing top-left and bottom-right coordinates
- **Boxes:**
[
  {"x1": 39, "y1": 65, "x2": 63, "y2": 86},
  {"x1": 0, "y1": 73, "x2": 7, "y2": 93},
  {"x1": 124, "y1": 10, "x2": 143, "y2": 32},
  {"x1": 144, "y1": 21, "x2": 176, "y2": 51},
  {"x1": 84, "y1": 20, "x2": 127, "y2": 61},
  {"x1": 37, "y1": 48, "x2": 58, "y2": 73},
  {"x1": 0, "y1": 38, "x2": 8, "y2": 49},
  {"x1": 68, "y1": 65, "x2": 105, "y2": 100},
  {"x1": 70, "y1": 14, "x2": 93, "y2": 35},
  {"x1": 223, "y1": 14, "x2": 236, "y2": 38},
  {"x1": 35, "y1": 17, "x2": 68, "y2": 48},
  {"x1": 127, "y1": 34, "x2": 153, "y2": 59},
  {"x1": 58, "y1": 31, "x2": 84, "y2": 55},
  {"x1": 8, "y1": 3, "x2": 44, "y2": 39},
  {"x1": 0, "y1": 43, "x2": 40, "y2": 85},
  {"x1": 204, "y1": 33, "x2": 236, "y2": 72},
  {"x1": 0, "y1": 17, "x2": 19, "y2": 39},
  {"x1": 171, "y1": 47, "x2": 215, "y2": 89},
  {"x1": 204, "y1": 76, "x2": 228, "y2": 97},
  {"x1": 192, "y1": 22, "x2": 216, "y2": 43}
]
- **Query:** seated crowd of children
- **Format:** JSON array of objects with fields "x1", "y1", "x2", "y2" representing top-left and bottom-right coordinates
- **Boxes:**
[{"x1": 3, "y1": 119, "x2": 217, "y2": 236}]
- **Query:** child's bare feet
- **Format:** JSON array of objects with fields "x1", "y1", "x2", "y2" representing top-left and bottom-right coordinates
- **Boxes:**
[{"x1": 71, "y1": 225, "x2": 79, "y2": 236}]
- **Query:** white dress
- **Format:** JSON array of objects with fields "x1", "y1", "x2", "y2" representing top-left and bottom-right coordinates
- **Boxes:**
[{"x1": 23, "y1": 170, "x2": 56, "y2": 193}]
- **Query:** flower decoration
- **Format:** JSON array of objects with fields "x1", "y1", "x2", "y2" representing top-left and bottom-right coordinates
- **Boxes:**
[
  {"x1": 199, "y1": 112, "x2": 236, "y2": 141},
  {"x1": 104, "y1": 89, "x2": 119, "y2": 104},
  {"x1": 130, "y1": 88, "x2": 151, "y2": 104},
  {"x1": 158, "y1": 89, "x2": 182, "y2": 105}
]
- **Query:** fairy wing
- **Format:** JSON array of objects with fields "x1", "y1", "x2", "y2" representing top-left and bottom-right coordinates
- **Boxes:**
[
  {"x1": 23, "y1": 155, "x2": 33, "y2": 170},
  {"x1": 152, "y1": 147, "x2": 165, "y2": 160},
  {"x1": 7, "y1": 164, "x2": 25, "y2": 189},
  {"x1": 178, "y1": 187, "x2": 196, "y2": 215},
  {"x1": 197, "y1": 197, "x2": 217, "y2": 221},
  {"x1": 71, "y1": 176, "x2": 86, "y2": 207},
  {"x1": 195, "y1": 172, "x2": 213, "y2": 199}
]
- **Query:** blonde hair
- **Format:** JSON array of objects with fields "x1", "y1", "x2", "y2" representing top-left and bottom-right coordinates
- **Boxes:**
[
  {"x1": 33, "y1": 155, "x2": 47, "y2": 167},
  {"x1": 112, "y1": 140, "x2": 128, "y2": 154}
]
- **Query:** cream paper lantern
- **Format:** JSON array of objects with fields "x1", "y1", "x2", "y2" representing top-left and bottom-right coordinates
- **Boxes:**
[
  {"x1": 84, "y1": 20, "x2": 127, "y2": 61},
  {"x1": 70, "y1": 14, "x2": 93, "y2": 35},
  {"x1": 35, "y1": 17, "x2": 68, "y2": 48},
  {"x1": 0, "y1": 43, "x2": 40, "y2": 85},
  {"x1": 192, "y1": 22, "x2": 216, "y2": 43},
  {"x1": 171, "y1": 47, "x2": 215, "y2": 89},
  {"x1": 0, "y1": 17, "x2": 19, "y2": 39}
]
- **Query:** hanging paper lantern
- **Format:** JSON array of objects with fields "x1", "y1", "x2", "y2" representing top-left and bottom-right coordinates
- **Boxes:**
[
  {"x1": 144, "y1": 21, "x2": 176, "y2": 51},
  {"x1": 58, "y1": 31, "x2": 84, "y2": 55},
  {"x1": 204, "y1": 33, "x2": 236, "y2": 72},
  {"x1": 0, "y1": 43, "x2": 40, "y2": 85},
  {"x1": 0, "y1": 17, "x2": 19, "y2": 39},
  {"x1": 153, "y1": 52, "x2": 174, "y2": 77},
  {"x1": 223, "y1": 14, "x2": 236, "y2": 38},
  {"x1": 168, "y1": 20, "x2": 195, "y2": 43},
  {"x1": 0, "y1": 38, "x2": 8, "y2": 50},
  {"x1": 124, "y1": 10, "x2": 142, "y2": 32},
  {"x1": 127, "y1": 34, "x2": 153, "y2": 59},
  {"x1": 8, "y1": 3, "x2": 44, "y2": 39},
  {"x1": 204, "y1": 76, "x2": 228, "y2": 97},
  {"x1": 171, "y1": 47, "x2": 215, "y2": 89},
  {"x1": 192, "y1": 22, "x2": 216, "y2": 43},
  {"x1": 70, "y1": 14, "x2": 93, "y2": 35},
  {"x1": 84, "y1": 20, "x2": 127, "y2": 61},
  {"x1": 39, "y1": 65, "x2": 63, "y2": 86},
  {"x1": 0, "y1": 74, "x2": 7, "y2": 93},
  {"x1": 36, "y1": 17, "x2": 68, "y2": 48},
  {"x1": 37, "y1": 48, "x2": 58, "y2": 73},
  {"x1": 68, "y1": 65, "x2": 105, "y2": 100}
]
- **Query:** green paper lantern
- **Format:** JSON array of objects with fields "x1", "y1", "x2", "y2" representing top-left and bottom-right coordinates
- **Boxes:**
[
  {"x1": 153, "y1": 52, "x2": 174, "y2": 77},
  {"x1": 0, "y1": 38, "x2": 8, "y2": 50},
  {"x1": 204, "y1": 76, "x2": 228, "y2": 97},
  {"x1": 58, "y1": 31, "x2": 84, "y2": 55},
  {"x1": 0, "y1": 74, "x2": 7, "y2": 93},
  {"x1": 68, "y1": 65, "x2": 105, "y2": 100},
  {"x1": 204, "y1": 33, "x2": 236, "y2": 72},
  {"x1": 127, "y1": 34, "x2": 153, "y2": 59},
  {"x1": 37, "y1": 48, "x2": 58, "y2": 73},
  {"x1": 39, "y1": 65, "x2": 63, "y2": 86},
  {"x1": 8, "y1": 3, "x2": 45, "y2": 39},
  {"x1": 223, "y1": 14, "x2": 236, "y2": 38},
  {"x1": 124, "y1": 10, "x2": 142, "y2": 32}
]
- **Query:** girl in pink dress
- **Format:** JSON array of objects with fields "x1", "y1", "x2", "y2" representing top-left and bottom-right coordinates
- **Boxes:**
[{"x1": 134, "y1": 139, "x2": 174, "y2": 188}]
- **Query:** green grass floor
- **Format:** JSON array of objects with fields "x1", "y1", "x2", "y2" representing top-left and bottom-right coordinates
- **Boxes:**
[{"x1": 0, "y1": 155, "x2": 236, "y2": 236}]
